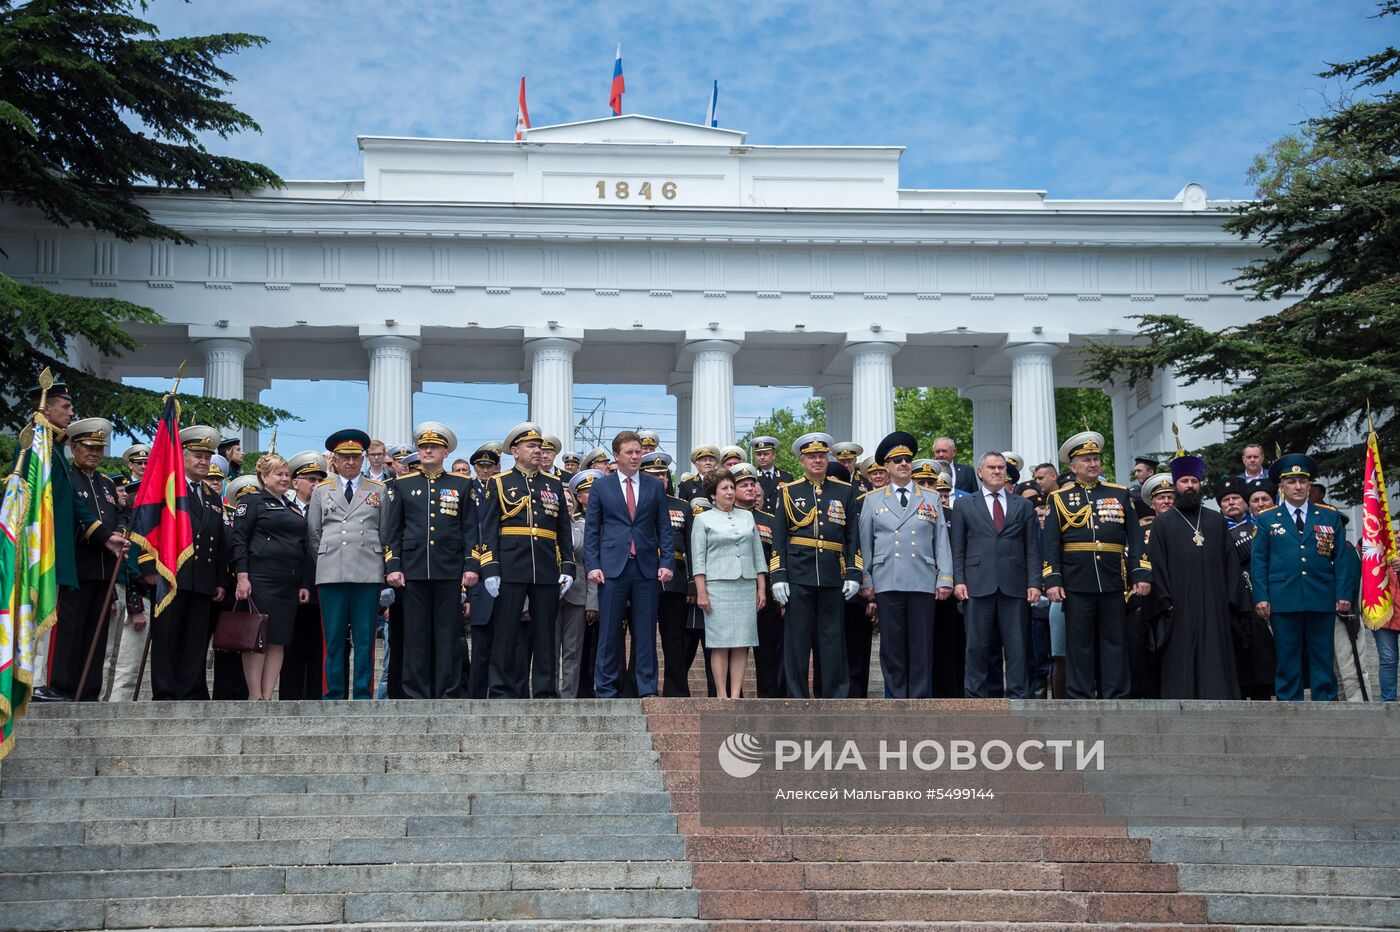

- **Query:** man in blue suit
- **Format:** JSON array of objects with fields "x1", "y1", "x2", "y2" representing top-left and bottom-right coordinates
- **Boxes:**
[
  {"x1": 1251, "y1": 453, "x2": 1352, "y2": 701},
  {"x1": 585, "y1": 430, "x2": 675, "y2": 697}
]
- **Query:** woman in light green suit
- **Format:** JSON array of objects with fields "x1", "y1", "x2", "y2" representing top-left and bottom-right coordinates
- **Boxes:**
[{"x1": 691, "y1": 471, "x2": 767, "y2": 698}]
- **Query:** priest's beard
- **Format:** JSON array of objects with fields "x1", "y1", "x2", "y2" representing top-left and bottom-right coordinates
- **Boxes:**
[{"x1": 1175, "y1": 489, "x2": 1202, "y2": 511}]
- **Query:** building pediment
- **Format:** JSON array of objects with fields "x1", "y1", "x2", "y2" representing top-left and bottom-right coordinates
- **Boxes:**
[{"x1": 521, "y1": 114, "x2": 748, "y2": 145}]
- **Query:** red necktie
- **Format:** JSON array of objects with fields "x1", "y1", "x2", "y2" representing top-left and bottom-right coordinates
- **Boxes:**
[
  {"x1": 625, "y1": 476, "x2": 637, "y2": 555},
  {"x1": 992, "y1": 492, "x2": 1004, "y2": 532}
]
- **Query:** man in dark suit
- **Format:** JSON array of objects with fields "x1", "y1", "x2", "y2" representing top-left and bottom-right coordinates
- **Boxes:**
[
  {"x1": 584, "y1": 430, "x2": 675, "y2": 698},
  {"x1": 933, "y1": 436, "x2": 978, "y2": 494},
  {"x1": 951, "y1": 450, "x2": 1042, "y2": 699}
]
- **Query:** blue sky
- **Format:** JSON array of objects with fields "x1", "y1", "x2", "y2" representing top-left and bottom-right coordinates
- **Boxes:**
[{"x1": 125, "y1": 0, "x2": 1385, "y2": 456}]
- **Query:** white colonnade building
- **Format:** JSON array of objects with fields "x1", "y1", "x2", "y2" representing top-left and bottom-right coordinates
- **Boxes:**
[{"x1": 0, "y1": 115, "x2": 1281, "y2": 473}]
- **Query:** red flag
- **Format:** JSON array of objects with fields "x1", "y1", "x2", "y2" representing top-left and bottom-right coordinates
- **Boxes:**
[
  {"x1": 1361, "y1": 426, "x2": 1397, "y2": 630},
  {"x1": 515, "y1": 75, "x2": 530, "y2": 141},
  {"x1": 609, "y1": 43, "x2": 625, "y2": 115},
  {"x1": 128, "y1": 394, "x2": 194, "y2": 615}
]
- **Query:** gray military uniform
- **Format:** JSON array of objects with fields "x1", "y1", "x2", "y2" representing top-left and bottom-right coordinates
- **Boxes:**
[
  {"x1": 306, "y1": 476, "x2": 387, "y2": 585},
  {"x1": 858, "y1": 484, "x2": 953, "y2": 594},
  {"x1": 857, "y1": 482, "x2": 953, "y2": 699}
]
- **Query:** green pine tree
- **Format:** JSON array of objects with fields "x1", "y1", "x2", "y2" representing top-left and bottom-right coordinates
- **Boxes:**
[
  {"x1": 0, "y1": 0, "x2": 291, "y2": 436},
  {"x1": 1080, "y1": 1, "x2": 1400, "y2": 499}
]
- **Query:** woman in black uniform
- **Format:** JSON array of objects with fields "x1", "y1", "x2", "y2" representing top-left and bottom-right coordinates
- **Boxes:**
[{"x1": 231, "y1": 453, "x2": 312, "y2": 699}]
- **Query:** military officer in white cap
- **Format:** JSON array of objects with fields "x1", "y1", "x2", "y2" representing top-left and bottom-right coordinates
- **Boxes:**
[
  {"x1": 679, "y1": 444, "x2": 720, "y2": 503},
  {"x1": 478, "y1": 422, "x2": 576, "y2": 698},
  {"x1": 749, "y1": 435, "x2": 791, "y2": 505},
  {"x1": 770, "y1": 432, "x2": 861, "y2": 698},
  {"x1": 380, "y1": 422, "x2": 480, "y2": 699},
  {"x1": 1042, "y1": 430, "x2": 1150, "y2": 699}
]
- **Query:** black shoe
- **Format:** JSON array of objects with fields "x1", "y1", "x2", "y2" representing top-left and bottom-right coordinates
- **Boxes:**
[
  {"x1": 30, "y1": 686, "x2": 70, "y2": 703},
  {"x1": 1031, "y1": 681, "x2": 1048, "y2": 700}
]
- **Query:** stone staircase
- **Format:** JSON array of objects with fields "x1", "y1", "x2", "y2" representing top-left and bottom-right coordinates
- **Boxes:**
[
  {"x1": 0, "y1": 700, "x2": 701, "y2": 931},
  {"x1": 647, "y1": 698, "x2": 1400, "y2": 931},
  {"x1": 2, "y1": 698, "x2": 1397, "y2": 930}
]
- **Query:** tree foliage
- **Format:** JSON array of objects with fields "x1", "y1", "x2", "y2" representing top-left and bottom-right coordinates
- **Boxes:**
[
  {"x1": 1081, "y1": 1, "x2": 1400, "y2": 500},
  {"x1": 740, "y1": 398, "x2": 827, "y2": 476},
  {"x1": 0, "y1": 0, "x2": 281, "y2": 243},
  {"x1": 0, "y1": 0, "x2": 289, "y2": 435}
]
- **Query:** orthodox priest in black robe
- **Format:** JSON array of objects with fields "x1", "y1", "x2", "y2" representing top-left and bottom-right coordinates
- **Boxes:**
[{"x1": 1145, "y1": 454, "x2": 1241, "y2": 700}]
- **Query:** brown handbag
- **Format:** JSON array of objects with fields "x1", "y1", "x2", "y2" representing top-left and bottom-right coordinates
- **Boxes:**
[{"x1": 213, "y1": 598, "x2": 269, "y2": 653}]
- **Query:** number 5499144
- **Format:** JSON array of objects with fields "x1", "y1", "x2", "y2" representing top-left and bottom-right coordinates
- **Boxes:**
[{"x1": 595, "y1": 181, "x2": 677, "y2": 200}]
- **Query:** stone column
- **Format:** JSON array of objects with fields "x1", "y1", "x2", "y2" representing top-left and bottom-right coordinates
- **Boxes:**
[
  {"x1": 1110, "y1": 384, "x2": 1131, "y2": 484},
  {"x1": 847, "y1": 334, "x2": 903, "y2": 453},
  {"x1": 1006, "y1": 342, "x2": 1061, "y2": 468},
  {"x1": 360, "y1": 325, "x2": 420, "y2": 446},
  {"x1": 525, "y1": 329, "x2": 583, "y2": 451},
  {"x1": 961, "y1": 382, "x2": 1013, "y2": 459},
  {"x1": 816, "y1": 380, "x2": 853, "y2": 441},
  {"x1": 242, "y1": 373, "x2": 270, "y2": 453},
  {"x1": 686, "y1": 333, "x2": 740, "y2": 448},
  {"x1": 669, "y1": 377, "x2": 693, "y2": 461},
  {"x1": 193, "y1": 329, "x2": 252, "y2": 441}
]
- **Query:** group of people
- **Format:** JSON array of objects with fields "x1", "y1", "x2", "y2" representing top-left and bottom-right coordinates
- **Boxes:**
[{"x1": 26, "y1": 374, "x2": 1391, "y2": 704}]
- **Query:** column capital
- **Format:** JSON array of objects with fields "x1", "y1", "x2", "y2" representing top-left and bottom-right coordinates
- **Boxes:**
[
  {"x1": 667, "y1": 374, "x2": 693, "y2": 397},
  {"x1": 814, "y1": 377, "x2": 852, "y2": 397},
  {"x1": 189, "y1": 324, "x2": 251, "y2": 343},
  {"x1": 359, "y1": 323, "x2": 421, "y2": 348},
  {"x1": 524, "y1": 326, "x2": 584, "y2": 345},
  {"x1": 1004, "y1": 337, "x2": 1066, "y2": 359},
  {"x1": 684, "y1": 336, "x2": 742, "y2": 357},
  {"x1": 844, "y1": 329, "x2": 906, "y2": 352},
  {"x1": 361, "y1": 334, "x2": 421, "y2": 353},
  {"x1": 192, "y1": 336, "x2": 253, "y2": 357},
  {"x1": 959, "y1": 382, "x2": 1012, "y2": 403},
  {"x1": 844, "y1": 341, "x2": 903, "y2": 362}
]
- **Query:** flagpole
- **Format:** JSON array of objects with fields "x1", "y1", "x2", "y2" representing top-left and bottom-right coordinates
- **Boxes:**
[{"x1": 74, "y1": 521, "x2": 126, "y2": 702}]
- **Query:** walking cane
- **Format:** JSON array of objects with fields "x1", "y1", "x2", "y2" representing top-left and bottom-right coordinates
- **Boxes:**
[
  {"x1": 1344, "y1": 611, "x2": 1371, "y2": 702},
  {"x1": 133, "y1": 606, "x2": 155, "y2": 701},
  {"x1": 74, "y1": 526, "x2": 127, "y2": 701}
]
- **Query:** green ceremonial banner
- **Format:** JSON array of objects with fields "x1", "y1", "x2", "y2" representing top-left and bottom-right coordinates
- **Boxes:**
[{"x1": 0, "y1": 420, "x2": 59, "y2": 761}]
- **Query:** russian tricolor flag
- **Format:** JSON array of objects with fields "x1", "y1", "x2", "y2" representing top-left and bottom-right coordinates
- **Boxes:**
[{"x1": 609, "y1": 43, "x2": 625, "y2": 115}]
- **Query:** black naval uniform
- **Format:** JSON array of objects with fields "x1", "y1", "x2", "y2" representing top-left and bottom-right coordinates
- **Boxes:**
[
  {"x1": 381, "y1": 467, "x2": 480, "y2": 699},
  {"x1": 278, "y1": 494, "x2": 326, "y2": 700},
  {"x1": 749, "y1": 504, "x2": 786, "y2": 698},
  {"x1": 1125, "y1": 520, "x2": 1161, "y2": 699},
  {"x1": 478, "y1": 467, "x2": 576, "y2": 699},
  {"x1": 756, "y1": 467, "x2": 793, "y2": 511},
  {"x1": 210, "y1": 498, "x2": 248, "y2": 701},
  {"x1": 677, "y1": 473, "x2": 707, "y2": 505},
  {"x1": 143, "y1": 481, "x2": 227, "y2": 700},
  {"x1": 771, "y1": 474, "x2": 861, "y2": 698},
  {"x1": 1226, "y1": 518, "x2": 1277, "y2": 700},
  {"x1": 49, "y1": 466, "x2": 122, "y2": 700},
  {"x1": 657, "y1": 493, "x2": 698, "y2": 696},
  {"x1": 1042, "y1": 479, "x2": 1148, "y2": 699}
]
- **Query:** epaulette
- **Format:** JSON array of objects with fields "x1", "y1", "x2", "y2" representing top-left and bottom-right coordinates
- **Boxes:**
[
  {"x1": 1055, "y1": 483, "x2": 1076, "y2": 494},
  {"x1": 402, "y1": 468, "x2": 422, "y2": 478},
  {"x1": 1099, "y1": 481, "x2": 1126, "y2": 489},
  {"x1": 1315, "y1": 502, "x2": 1337, "y2": 511},
  {"x1": 363, "y1": 477, "x2": 384, "y2": 487},
  {"x1": 827, "y1": 476, "x2": 850, "y2": 486},
  {"x1": 681, "y1": 472, "x2": 697, "y2": 483},
  {"x1": 858, "y1": 488, "x2": 877, "y2": 501},
  {"x1": 316, "y1": 478, "x2": 335, "y2": 488}
]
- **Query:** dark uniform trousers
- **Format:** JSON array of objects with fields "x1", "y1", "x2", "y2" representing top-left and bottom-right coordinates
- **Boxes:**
[
  {"x1": 875, "y1": 591, "x2": 934, "y2": 699},
  {"x1": 964, "y1": 593, "x2": 1029, "y2": 699},
  {"x1": 785, "y1": 585, "x2": 849, "y2": 698},
  {"x1": 1064, "y1": 592, "x2": 1130, "y2": 699},
  {"x1": 656, "y1": 496, "x2": 698, "y2": 697},
  {"x1": 750, "y1": 507, "x2": 785, "y2": 698},
  {"x1": 403, "y1": 580, "x2": 465, "y2": 699},
  {"x1": 489, "y1": 583, "x2": 559, "y2": 698},
  {"x1": 844, "y1": 595, "x2": 876, "y2": 698},
  {"x1": 386, "y1": 595, "x2": 405, "y2": 699}
]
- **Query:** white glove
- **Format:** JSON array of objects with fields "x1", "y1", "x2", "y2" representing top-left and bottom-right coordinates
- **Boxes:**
[
  {"x1": 772, "y1": 582, "x2": 790, "y2": 606},
  {"x1": 460, "y1": 590, "x2": 468, "y2": 605},
  {"x1": 378, "y1": 588, "x2": 396, "y2": 608},
  {"x1": 842, "y1": 580, "x2": 859, "y2": 601},
  {"x1": 484, "y1": 576, "x2": 501, "y2": 598},
  {"x1": 558, "y1": 573, "x2": 574, "y2": 595}
]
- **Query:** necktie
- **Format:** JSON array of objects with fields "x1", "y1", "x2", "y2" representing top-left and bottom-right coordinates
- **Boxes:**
[
  {"x1": 992, "y1": 492, "x2": 1004, "y2": 532},
  {"x1": 625, "y1": 476, "x2": 637, "y2": 556},
  {"x1": 344, "y1": 479, "x2": 354, "y2": 504},
  {"x1": 1295, "y1": 508, "x2": 1305, "y2": 533},
  {"x1": 898, "y1": 487, "x2": 908, "y2": 509},
  {"x1": 191, "y1": 482, "x2": 202, "y2": 508}
]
